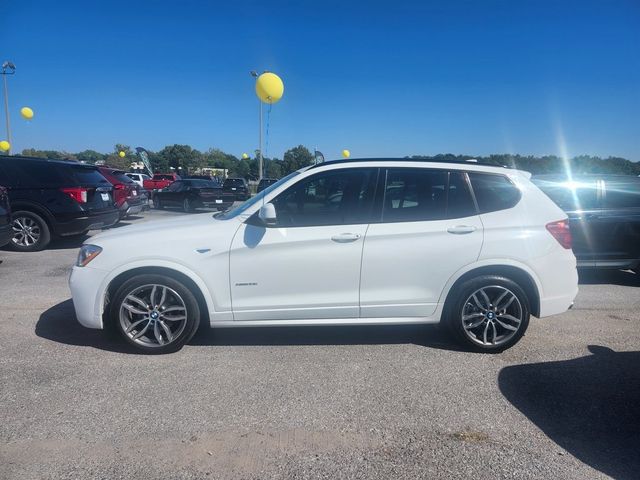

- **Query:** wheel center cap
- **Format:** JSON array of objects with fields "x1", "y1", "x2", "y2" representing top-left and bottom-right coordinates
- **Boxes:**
[
  {"x1": 486, "y1": 311, "x2": 495, "y2": 320},
  {"x1": 150, "y1": 311, "x2": 159, "y2": 319}
]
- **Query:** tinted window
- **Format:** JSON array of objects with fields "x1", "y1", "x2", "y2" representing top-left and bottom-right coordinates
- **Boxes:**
[
  {"x1": 469, "y1": 173, "x2": 521, "y2": 213},
  {"x1": 533, "y1": 179, "x2": 598, "y2": 211},
  {"x1": 604, "y1": 180, "x2": 640, "y2": 208},
  {"x1": 224, "y1": 178, "x2": 246, "y2": 187},
  {"x1": 0, "y1": 160, "x2": 81, "y2": 187},
  {"x1": 272, "y1": 168, "x2": 376, "y2": 226},
  {"x1": 382, "y1": 168, "x2": 448, "y2": 222},
  {"x1": 70, "y1": 166, "x2": 111, "y2": 186},
  {"x1": 447, "y1": 172, "x2": 477, "y2": 218},
  {"x1": 166, "y1": 181, "x2": 183, "y2": 192},
  {"x1": 189, "y1": 179, "x2": 217, "y2": 188}
]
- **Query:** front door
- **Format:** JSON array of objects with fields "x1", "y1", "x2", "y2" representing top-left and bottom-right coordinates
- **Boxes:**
[{"x1": 229, "y1": 167, "x2": 378, "y2": 321}]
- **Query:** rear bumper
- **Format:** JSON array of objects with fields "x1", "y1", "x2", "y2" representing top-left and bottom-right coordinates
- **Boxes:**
[
  {"x1": 56, "y1": 210, "x2": 120, "y2": 236},
  {"x1": 0, "y1": 222, "x2": 11, "y2": 247}
]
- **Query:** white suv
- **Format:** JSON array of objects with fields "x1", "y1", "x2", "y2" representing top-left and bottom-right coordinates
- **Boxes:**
[{"x1": 70, "y1": 159, "x2": 578, "y2": 353}]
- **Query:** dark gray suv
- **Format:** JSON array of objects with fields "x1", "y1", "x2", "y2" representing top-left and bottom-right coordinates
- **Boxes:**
[{"x1": 533, "y1": 174, "x2": 640, "y2": 271}]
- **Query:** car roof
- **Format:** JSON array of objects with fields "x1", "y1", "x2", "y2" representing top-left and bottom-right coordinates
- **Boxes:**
[
  {"x1": 307, "y1": 157, "x2": 513, "y2": 174},
  {"x1": 0, "y1": 155, "x2": 98, "y2": 168}
]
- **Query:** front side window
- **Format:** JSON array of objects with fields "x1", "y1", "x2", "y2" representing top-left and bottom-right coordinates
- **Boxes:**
[
  {"x1": 382, "y1": 168, "x2": 448, "y2": 222},
  {"x1": 272, "y1": 168, "x2": 377, "y2": 227},
  {"x1": 469, "y1": 172, "x2": 521, "y2": 213},
  {"x1": 166, "y1": 181, "x2": 182, "y2": 192}
]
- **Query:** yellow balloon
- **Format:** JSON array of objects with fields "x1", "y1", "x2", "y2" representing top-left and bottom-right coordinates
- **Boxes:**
[
  {"x1": 342, "y1": 149, "x2": 350, "y2": 158},
  {"x1": 242, "y1": 153, "x2": 249, "y2": 159},
  {"x1": 20, "y1": 107, "x2": 34, "y2": 120},
  {"x1": 0, "y1": 140, "x2": 9, "y2": 152},
  {"x1": 255, "y1": 72, "x2": 284, "y2": 104},
  {"x1": 119, "y1": 151, "x2": 125, "y2": 158}
]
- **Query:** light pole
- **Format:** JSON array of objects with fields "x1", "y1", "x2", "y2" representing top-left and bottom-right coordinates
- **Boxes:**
[
  {"x1": 250, "y1": 70, "x2": 265, "y2": 180},
  {"x1": 1, "y1": 61, "x2": 15, "y2": 154}
]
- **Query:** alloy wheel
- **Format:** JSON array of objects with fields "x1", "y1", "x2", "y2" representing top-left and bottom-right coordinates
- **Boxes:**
[
  {"x1": 461, "y1": 285, "x2": 523, "y2": 347},
  {"x1": 11, "y1": 216, "x2": 41, "y2": 247},
  {"x1": 119, "y1": 284, "x2": 188, "y2": 348}
]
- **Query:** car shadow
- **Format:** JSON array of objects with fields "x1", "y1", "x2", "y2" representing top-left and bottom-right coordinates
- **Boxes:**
[
  {"x1": 36, "y1": 299, "x2": 465, "y2": 354},
  {"x1": 578, "y1": 268, "x2": 639, "y2": 287},
  {"x1": 498, "y1": 346, "x2": 640, "y2": 480}
]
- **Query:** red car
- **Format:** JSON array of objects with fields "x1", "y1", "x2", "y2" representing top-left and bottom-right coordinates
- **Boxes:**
[
  {"x1": 143, "y1": 173, "x2": 180, "y2": 192},
  {"x1": 97, "y1": 166, "x2": 144, "y2": 219}
]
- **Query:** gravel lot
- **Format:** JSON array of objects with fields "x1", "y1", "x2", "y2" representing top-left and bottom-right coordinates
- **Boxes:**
[{"x1": 1, "y1": 209, "x2": 639, "y2": 479}]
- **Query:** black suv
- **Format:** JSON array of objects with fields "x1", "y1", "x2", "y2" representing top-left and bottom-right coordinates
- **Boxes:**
[
  {"x1": 222, "y1": 177, "x2": 250, "y2": 200},
  {"x1": 0, "y1": 155, "x2": 119, "y2": 251},
  {"x1": 533, "y1": 174, "x2": 640, "y2": 271}
]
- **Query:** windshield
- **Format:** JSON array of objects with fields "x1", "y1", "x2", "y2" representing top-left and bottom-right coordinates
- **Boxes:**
[
  {"x1": 216, "y1": 171, "x2": 300, "y2": 220},
  {"x1": 224, "y1": 178, "x2": 245, "y2": 187}
]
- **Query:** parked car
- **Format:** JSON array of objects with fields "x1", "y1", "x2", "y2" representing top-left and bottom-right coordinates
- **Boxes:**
[
  {"x1": 0, "y1": 155, "x2": 119, "y2": 251},
  {"x1": 153, "y1": 179, "x2": 235, "y2": 212},
  {"x1": 257, "y1": 178, "x2": 278, "y2": 193},
  {"x1": 125, "y1": 172, "x2": 151, "y2": 188},
  {"x1": 70, "y1": 158, "x2": 578, "y2": 354},
  {"x1": 0, "y1": 185, "x2": 11, "y2": 247},
  {"x1": 533, "y1": 174, "x2": 640, "y2": 272},
  {"x1": 97, "y1": 166, "x2": 144, "y2": 219},
  {"x1": 143, "y1": 173, "x2": 180, "y2": 192},
  {"x1": 222, "y1": 177, "x2": 250, "y2": 200}
]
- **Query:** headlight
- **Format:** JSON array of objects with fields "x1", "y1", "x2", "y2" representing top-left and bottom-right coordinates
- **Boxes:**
[{"x1": 76, "y1": 244, "x2": 102, "y2": 267}]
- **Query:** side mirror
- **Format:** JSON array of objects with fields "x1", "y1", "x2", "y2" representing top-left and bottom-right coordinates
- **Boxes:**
[{"x1": 258, "y1": 203, "x2": 277, "y2": 226}]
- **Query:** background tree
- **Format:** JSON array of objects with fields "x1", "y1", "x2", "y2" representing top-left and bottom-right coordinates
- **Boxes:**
[{"x1": 282, "y1": 145, "x2": 314, "y2": 174}]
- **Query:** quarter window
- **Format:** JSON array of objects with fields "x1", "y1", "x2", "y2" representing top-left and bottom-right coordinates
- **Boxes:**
[
  {"x1": 468, "y1": 172, "x2": 521, "y2": 213},
  {"x1": 272, "y1": 168, "x2": 376, "y2": 227}
]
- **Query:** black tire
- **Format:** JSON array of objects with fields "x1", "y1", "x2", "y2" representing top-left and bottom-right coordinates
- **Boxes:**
[
  {"x1": 183, "y1": 197, "x2": 193, "y2": 213},
  {"x1": 109, "y1": 274, "x2": 201, "y2": 354},
  {"x1": 445, "y1": 275, "x2": 530, "y2": 353},
  {"x1": 9, "y1": 210, "x2": 52, "y2": 252},
  {"x1": 153, "y1": 196, "x2": 164, "y2": 209}
]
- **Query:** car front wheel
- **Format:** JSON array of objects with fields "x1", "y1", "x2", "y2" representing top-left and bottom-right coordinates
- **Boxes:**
[
  {"x1": 110, "y1": 274, "x2": 201, "y2": 354},
  {"x1": 446, "y1": 275, "x2": 530, "y2": 353}
]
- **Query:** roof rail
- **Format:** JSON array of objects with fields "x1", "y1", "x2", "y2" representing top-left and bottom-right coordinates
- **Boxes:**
[{"x1": 309, "y1": 157, "x2": 511, "y2": 170}]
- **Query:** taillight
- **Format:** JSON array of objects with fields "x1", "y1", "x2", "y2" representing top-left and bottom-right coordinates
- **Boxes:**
[
  {"x1": 546, "y1": 219, "x2": 572, "y2": 249},
  {"x1": 61, "y1": 187, "x2": 88, "y2": 203}
]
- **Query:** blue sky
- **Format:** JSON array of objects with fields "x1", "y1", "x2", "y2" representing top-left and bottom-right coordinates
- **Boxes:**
[{"x1": 2, "y1": 0, "x2": 639, "y2": 160}]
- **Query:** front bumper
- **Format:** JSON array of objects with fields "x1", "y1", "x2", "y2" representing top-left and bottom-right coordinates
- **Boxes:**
[{"x1": 69, "y1": 265, "x2": 109, "y2": 329}]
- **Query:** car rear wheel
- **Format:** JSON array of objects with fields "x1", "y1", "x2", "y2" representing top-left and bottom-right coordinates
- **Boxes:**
[
  {"x1": 10, "y1": 211, "x2": 51, "y2": 252},
  {"x1": 445, "y1": 275, "x2": 530, "y2": 353},
  {"x1": 110, "y1": 274, "x2": 201, "y2": 354}
]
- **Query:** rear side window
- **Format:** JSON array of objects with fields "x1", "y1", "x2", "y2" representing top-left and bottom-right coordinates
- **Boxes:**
[
  {"x1": 469, "y1": 172, "x2": 521, "y2": 213},
  {"x1": 382, "y1": 169, "x2": 448, "y2": 222},
  {"x1": 533, "y1": 179, "x2": 599, "y2": 211},
  {"x1": 0, "y1": 160, "x2": 71, "y2": 186},
  {"x1": 604, "y1": 181, "x2": 640, "y2": 208}
]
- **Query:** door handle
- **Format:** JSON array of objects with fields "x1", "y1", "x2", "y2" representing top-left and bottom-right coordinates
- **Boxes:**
[
  {"x1": 447, "y1": 225, "x2": 477, "y2": 235},
  {"x1": 331, "y1": 233, "x2": 361, "y2": 243}
]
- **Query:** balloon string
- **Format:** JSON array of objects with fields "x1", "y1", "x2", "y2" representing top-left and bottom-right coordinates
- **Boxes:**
[{"x1": 265, "y1": 103, "x2": 272, "y2": 160}]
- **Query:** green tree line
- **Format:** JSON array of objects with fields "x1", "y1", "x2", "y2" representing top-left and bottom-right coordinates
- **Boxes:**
[{"x1": 18, "y1": 146, "x2": 640, "y2": 177}]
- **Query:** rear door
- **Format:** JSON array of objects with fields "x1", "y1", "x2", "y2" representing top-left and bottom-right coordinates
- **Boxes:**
[
  {"x1": 595, "y1": 178, "x2": 640, "y2": 267},
  {"x1": 360, "y1": 168, "x2": 483, "y2": 317}
]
